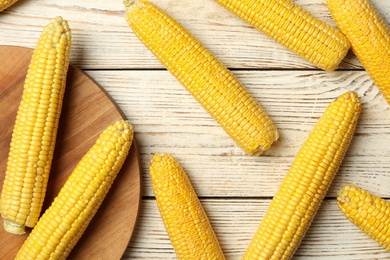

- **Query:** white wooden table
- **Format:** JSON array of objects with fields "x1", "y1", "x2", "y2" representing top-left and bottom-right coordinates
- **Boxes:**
[{"x1": 1, "y1": 0, "x2": 390, "y2": 259}]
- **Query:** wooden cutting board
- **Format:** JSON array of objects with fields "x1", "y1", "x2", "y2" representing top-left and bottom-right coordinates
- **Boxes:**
[{"x1": 0, "y1": 45, "x2": 141, "y2": 259}]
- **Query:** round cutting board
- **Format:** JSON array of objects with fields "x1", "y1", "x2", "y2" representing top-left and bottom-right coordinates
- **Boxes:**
[{"x1": 0, "y1": 45, "x2": 141, "y2": 259}]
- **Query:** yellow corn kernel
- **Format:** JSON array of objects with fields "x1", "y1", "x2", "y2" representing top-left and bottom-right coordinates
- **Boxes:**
[
  {"x1": 0, "y1": 16, "x2": 71, "y2": 234},
  {"x1": 15, "y1": 120, "x2": 134, "y2": 260},
  {"x1": 326, "y1": 0, "x2": 390, "y2": 105},
  {"x1": 243, "y1": 92, "x2": 362, "y2": 260},
  {"x1": 149, "y1": 153, "x2": 225, "y2": 259},
  {"x1": 337, "y1": 184, "x2": 390, "y2": 252},
  {"x1": 123, "y1": 0, "x2": 278, "y2": 156},
  {"x1": 0, "y1": 0, "x2": 18, "y2": 11},
  {"x1": 213, "y1": 0, "x2": 350, "y2": 71}
]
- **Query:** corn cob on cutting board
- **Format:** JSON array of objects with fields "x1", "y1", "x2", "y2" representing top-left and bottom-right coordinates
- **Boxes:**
[{"x1": 0, "y1": 45, "x2": 141, "y2": 259}]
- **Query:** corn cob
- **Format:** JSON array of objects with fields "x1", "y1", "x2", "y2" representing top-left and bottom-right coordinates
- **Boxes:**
[
  {"x1": 0, "y1": 17, "x2": 71, "y2": 234},
  {"x1": 15, "y1": 120, "x2": 134, "y2": 260},
  {"x1": 149, "y1": 153, "x2": 225, "y2": 259},
  {"x1": 123, "y1": 0, "x2": 278, "y2": 156},
  {"x1": 0, "y1": 0, "x2": 18, "y2": 11},
  {"x1": 213, "y1": 0, "x2": 350, "y2": 71},
  {"x1": 326, "y1": 0, "x2": 390, "y2": 105},
  {"x1": 337, "y1": 184, "x2": 390, "y2": 252},
  {"x1": 243, "y1": 92, "x2": 361, "y2": 260}
]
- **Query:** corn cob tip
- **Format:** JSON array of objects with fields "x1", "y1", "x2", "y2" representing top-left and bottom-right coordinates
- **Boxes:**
[
  {"x1": 251, "y1": 130, "x2": 279, "y2": 156},
  {"x1": 341, "y1": 91, "x2": 359, "y2": 102},
  {"x1": 152, "y1": 152, "x2": 168, "y2": 157},
  {"x1": 3, "y1": 220, "x2": 25, "y2": 235},
  {"x1": 123, "y1": 119, "x2": 132, "y2": 127},
  {"x1": 336, "y1": 184, "x2": 358, "y2": 206},
  {"x1": 123, "y1": 0, "x2": 137, "y2": 12},
  {"x1": 150, "y1": 152, "x2": 170, "y2": 164},
  {"x1": 48, "y1": 16, "x2": 69, "y2": 31},
  {"x1": 53, "y1": 16, "x2": 64, "y2": 22},
  {"x1": 43, "y1": 16, "x2": 71, "y2": 48},
  {"x1": 336, "y1": 186, "x2": 349, "y2": 207},
  {"x1": 334, "y1": 91, "x2": 361, "y2": 109},
  {"x1": 114, "y1": 119, "x2": 133, "y2": 130}
]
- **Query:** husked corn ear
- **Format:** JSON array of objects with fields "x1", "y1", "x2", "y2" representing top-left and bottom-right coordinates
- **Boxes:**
[
  {"x1": 15, "y1": 120, "x2": 134, "y2": 260},
  {"x1": 0, "y1": 0, "x2": 18, "y2": 11},
  {"x1": 0, "y1": 17, "x2": 71, "y2": 234},
  {"x1": 327, "y1": 0, "x2": 390, "y2": 105},
  {"x1": 123, "y1": 0, "x2": 278, "y2": 156},
  {"x1": 243, "y1": 92, "x2": 362, "y2": 260},
  {"x1": 213, "y1": 0, "x2": 350, "y2": 71},
  {"x1": 337, "y1": 185, "x2": 390, "y2": 252},
  {"x1": 149, "y1": 153, "x2": 225, "y2": 259}
]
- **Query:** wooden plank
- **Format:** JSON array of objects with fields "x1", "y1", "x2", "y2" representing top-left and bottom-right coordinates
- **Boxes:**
[
  {"x1": 2, "y1": 1, "x2": 390, "y2": 259},
  {"x1": 86, "y1": 69, "x2": 390, "y2": 198},
  {"x1": 1, "y1": 0, "x2": 389, "y2": 69},
  {"x1": 122, "y1": 199, "x2": 390, "y2": 259}
]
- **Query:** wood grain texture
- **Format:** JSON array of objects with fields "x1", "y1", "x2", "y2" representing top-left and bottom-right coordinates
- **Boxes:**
[
  {"x1": 124, "y1": 199, "x2": 390, "y2": 259},
  {"x1": 0, "y1": 46, "x2": 141, "y2": 259},
  {"x1": 1, "y1": 0, "x2": 390, "y2": 259},
  {"x1": 0, "y1": 0, "x2": 388, "y2": 70},
  {"x1": 86, "y1": 70, "x2": 390, "y2": 198}
]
